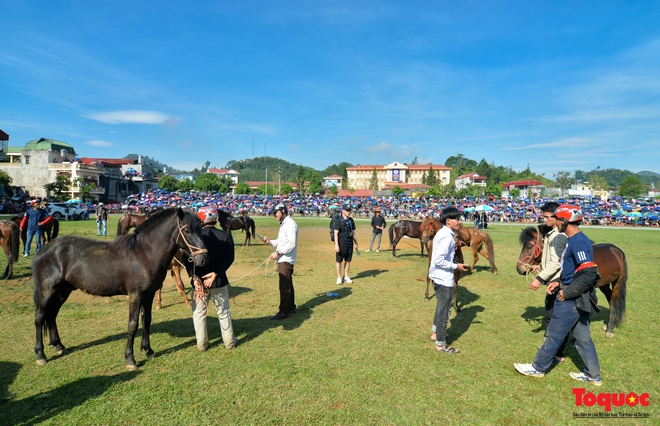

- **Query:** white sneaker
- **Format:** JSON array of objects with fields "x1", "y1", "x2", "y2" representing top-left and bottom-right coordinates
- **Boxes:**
[
  {"x1": 22, "y1": 254, "x2": 28, "y2": 258},
  {"x1": 570, "y1": 371, "x2": 602, "y2": 386},
  {"x1": 365, "y1": 249, "x2": 371, "y2": 253},
  {"x1": 336, "y1": 277, "x2": 343, "y2": 285},
  {"x1": 376, "y1": 250, "x2": 380, "y2": 253},
  {"x1": 343, "y1": 277, "x2": 353, "y2": 284},
  {"x1": 514, "y1": 363, "x2": 544, "y2": 378}
]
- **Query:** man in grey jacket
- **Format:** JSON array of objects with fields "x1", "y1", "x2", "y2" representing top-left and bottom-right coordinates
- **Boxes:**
[{"x1": 529, "y1": 202, "x2": 568, "y2": 362}]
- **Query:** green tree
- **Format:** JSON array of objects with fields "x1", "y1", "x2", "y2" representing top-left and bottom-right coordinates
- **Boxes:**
[
  {"x1": 369, "y1": 168, "x2": 379, "y2": 190},
  {"x1": 44, "y1": 175, "x2": 71, "y2": 201},
  {"x1": 328, "y1": 185, "x2": 338, "y2": 195},
  {"x1": 618, "y1": 175, "x2": 645, "y2": 199},
  {"x1": 0, "y1": 170, "x2": 12, "y2": 187},
  {"x1": 587, "y1": 174, "x2": 609, "y2": 192},
  {"x1": 194, "y1": 173, "x2": 224, "y2": 192},
  {"x1": 308, "y1": 173, "x2": 323, "y2": 194},
  {"x1": 280, "y1": 183, "x2": 294, "y2": 195},
  {"x1": 73, "y1": 178, "x2": 94, "y2": 202},
  {"x1": 158, "y1": 175, "x2": 179, "y2": 192},
  {"x1": 234, "y1": 182, "x2": 251, "y2": 194},
  {"x1": 554, "y1": 171, "x2": 574, "y2": 197},
  {"x1": 256, "y1": 183, "x2": 277, "y2": 195},
  {"x1": 426, "y1": 165, "x2": 437, "y2": 186},
  {"x1": 176, "y1": 179, "x2": 194, "y2": 192},
  {"x1": 391, "y1": 186, "x2": 404, "y2": 197},
  {"x1": 294, "y1": 166, "x2": 307, "y2": 195}
]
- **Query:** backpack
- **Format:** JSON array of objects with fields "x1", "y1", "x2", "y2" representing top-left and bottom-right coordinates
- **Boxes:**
[{"x1": 329, "y1": 212, "x2": 340, "y2": 242}]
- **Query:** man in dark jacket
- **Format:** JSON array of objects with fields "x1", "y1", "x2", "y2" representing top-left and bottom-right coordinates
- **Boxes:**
[
  {"x1": 515, "y1": 205, "x2": 602, "y2": 386},
  {"x1": 185, "y1": 207, "x2": 237, "y2": 351},
  {"x1": 20, "y1": 199, "x2": 52, "y2": 257},
  {"x1": 366, "y1": 207, "x2": 386, "y2": 253}
]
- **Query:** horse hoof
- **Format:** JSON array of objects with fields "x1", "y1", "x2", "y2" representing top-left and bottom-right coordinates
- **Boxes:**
[
  {"x1": 146, "y1": 351, "x2": 156, "y2": 360},
  {"x1": 126, "y1": 364, "x2": 138, "y2": 371},
  {"x1": 605, "y1": 332, "x2": 615, "y2": 338},
  {"x1": 36, "y1": 358, "x2": 47, "y2": 366}
]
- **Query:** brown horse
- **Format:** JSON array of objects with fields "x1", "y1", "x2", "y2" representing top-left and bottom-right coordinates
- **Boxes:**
[
  {"x1": 116, "y1": 213, "x2": 152, "y2": 236},
  {"x1": 11, "y1": 213, "x2": 59, "y2": 253},
  {"x1": 420, "y1": 217, "x2": 465, "y2": 312},
  {"x1": 516, "y1": 226, "x2": 628, "y2": 337},
  {"x1": 217, "y1": 210, "x2": 255, "y2": 246},
  {"x1": 116, "y1": 211, "x2": 191, "y2": 308},
  {"x1": 388, "y1": 220, "x2": 428, "y2": 257},
  {"x1": 0, "y1": 220, "x2": 20, "y2": 279},
  {"x1": 456, "y1": 226, "x2": 498, "y2": 274}
]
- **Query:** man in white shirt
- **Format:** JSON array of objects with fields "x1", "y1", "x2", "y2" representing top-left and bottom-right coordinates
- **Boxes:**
[
  {"x1": 263, "y1": 203, "x2": 299, "y2": 320},
  {"x1": 428, "y1": 207, "x2": 468, "y2": 354}
]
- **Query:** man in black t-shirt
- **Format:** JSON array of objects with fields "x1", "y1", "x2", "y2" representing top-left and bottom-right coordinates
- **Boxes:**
[{"x1": 333, "y1": 204, "x2": 358, "y2": 284}]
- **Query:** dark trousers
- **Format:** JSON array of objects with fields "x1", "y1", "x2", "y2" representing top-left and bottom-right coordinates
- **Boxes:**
[
  {"x1": 278, "y1": 262, "x2": 296, "y2": 313},
  {"x1": 545, "y1": 287, "x2": 568, "y2": 357}
]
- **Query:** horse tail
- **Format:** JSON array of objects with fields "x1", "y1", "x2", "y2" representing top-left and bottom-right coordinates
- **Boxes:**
[
  {"x1": 484, "y1": 233, "x2": 498, "y2": 273},
  {"x1": 388, "y1": 224, "x2": 394, "y2": 246},
  {"x1": 612, "y1": 253, "x2": 628, "y2": 327},
  {"x1": 116, "y1": 216, "x2": 125, "y2": 236},
  {"x1": 10, "y1": 224, "x2": 20, "y2": 263},
  {"x1": 51, "y1": 219, "x2": 59, "y2": 240},
  {"x1": 249, "y1": 217, "x2": 255, "y2": 237}
]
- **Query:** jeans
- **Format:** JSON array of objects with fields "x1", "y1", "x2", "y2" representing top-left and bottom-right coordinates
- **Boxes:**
[
  {"x1": 191, "y1": 286, "x2": 236, "y2": 349},
  {"x1": 25, "y1": 228, "x2": 43, "y2": 255},
  {"x1": 97, "y1": 219, "x2": 107, "y2": 236},
  {"x1": 432, "y1": 284, "x2": 454, "y2": 346},
  {"x1": 533, "y1": 297, "x2": 601, "y2": 378},
  {"x1": 368, "y1": 232, "x2": 382, "y2": 251}
]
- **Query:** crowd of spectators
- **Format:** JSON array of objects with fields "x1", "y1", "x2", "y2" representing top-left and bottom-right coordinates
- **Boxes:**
[
  {"x1": 2, "y1": 190, "x2": 657, "y2": 227},
  {"x1": 108, "y1": 190, "x2": 660, "y2": 228}
]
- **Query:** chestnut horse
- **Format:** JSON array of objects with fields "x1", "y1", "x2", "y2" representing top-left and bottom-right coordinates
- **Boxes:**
[
  {"x1": 116, "y1": 211, "x2": 191, "y2": 308},
  {"x1": 516, "y1": 226, "x2": 628, "y2": 337},
  {"x1": 388, "y1": 220, "x2": 428, "y2": 257},
  {"x1": 0, "y1": 220, "x2": 20, "y2": 279},
  {"x1": 456, "y1": 226, "x2": 498, "y2": 274},
  {"x1": 420, "y1": 217, "x2": 465, "y2": 312}
]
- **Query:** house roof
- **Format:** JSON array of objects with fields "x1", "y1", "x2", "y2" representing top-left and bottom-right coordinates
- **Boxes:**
[
  {"x1": 457, "y1": 172, "x2": 487, "y2": 180},
  {"x1": 0, "y1": 129, "x2": 8, "y2": 140},
  {"x1": 324, "y1": 174, "x2": 343, "y2": 179},
  {"x1": 24, "y1": 138, "x2": 77, "y2": 155},
  {"x1": 337, "y1": 189, "x2": 373, "y2": 197},
  {"x1": 208, "y1": 168, "x2": 239, "y2": 175},
  {"x1": 79, "y1": 157, "x2": 136, "y2": 168},
  {"x1": 502, "y1": 180, "x2": 543, "y2": 187}
]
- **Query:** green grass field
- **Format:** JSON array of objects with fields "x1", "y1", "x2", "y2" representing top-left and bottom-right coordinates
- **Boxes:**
[{"x1": 0, "y1": 215, "x2": 658, "y2": 425}]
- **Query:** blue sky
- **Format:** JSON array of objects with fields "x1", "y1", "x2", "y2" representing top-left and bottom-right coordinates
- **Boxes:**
[{"x1": 1, "y1": 1, "x2": 659, "y2": 178}]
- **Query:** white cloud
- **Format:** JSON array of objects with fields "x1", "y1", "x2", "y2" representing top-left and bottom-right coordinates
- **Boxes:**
[
  {"x1": 86, "y1": 140, "x2": 113, "y2": 147},
  {"x1": 87, "y1": 110, "x2": 171, "y2": 125}
]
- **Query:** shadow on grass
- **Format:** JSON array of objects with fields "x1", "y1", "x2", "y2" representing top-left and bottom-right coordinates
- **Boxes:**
[
  {"x1": 352, "y1": 269, "x2": 388, "y2": 279},
  {"x1": 0, "y1": 361, "x2": 140, "y2": 425},
  {"x1": 448, "y1": 287, "x2": 484, "y2": 344},
  {"x1": 521, "y1": 306, "x2": 546, "y2": 333},
  {"x1": 33, "y1": 286, "x2": 355, "y2": 363}
]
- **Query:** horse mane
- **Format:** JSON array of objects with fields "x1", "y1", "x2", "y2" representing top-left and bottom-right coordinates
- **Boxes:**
[
  {"x1": 114, "y1": 208, "x2": 195, "y2": 252},
  {"x1": 537, "y1": 224, "x2": 553, "y2": 238},
  {"x1": 518, "y1": 226, "x2": 537, "y2": 245}
]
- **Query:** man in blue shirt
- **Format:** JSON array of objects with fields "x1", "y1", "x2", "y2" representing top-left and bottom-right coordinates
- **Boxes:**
[
  {"x1": 20, "y1": 200, "x2": 53, "y2": 257},
  {"x1": 515, "y1": 205, "x2": 602, "y2": 386}
]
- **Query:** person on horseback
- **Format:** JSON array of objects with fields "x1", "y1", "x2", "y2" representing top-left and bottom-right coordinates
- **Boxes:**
[
  {"x1": 528, "y1": 201, "x2": 568, "y2": 362},
  {"x1": 185, "y1": 207, "x2": 237, "y2": 351},
  {"x1": 515, "y1": 205, "x2": 603, "y2": 386}
]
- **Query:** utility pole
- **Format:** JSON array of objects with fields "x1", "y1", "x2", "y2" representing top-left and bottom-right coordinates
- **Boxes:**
[
  {"x1": 265, "y1": 166, "x2": 268, "y2": 197},
  {"x1": 278, "y1": 165, "x2": 281, "y2": 195}
]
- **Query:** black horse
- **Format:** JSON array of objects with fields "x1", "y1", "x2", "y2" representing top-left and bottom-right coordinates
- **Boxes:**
[
  {"x1": 32, "y1": 208, "x2": 208, "y2": 369},
  {"x1": 217, "y1": 210, "x2": 256, "y2": 246},
  {"x1": 389, "y1": 220, "x2": 427, "y2": 257}
]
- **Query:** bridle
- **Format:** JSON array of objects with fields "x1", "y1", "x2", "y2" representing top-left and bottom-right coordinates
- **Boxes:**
[
  {"x1": 176, "y1": 217, "x2": 208, "y2": 260},
  {"x1": 517, "y1": 230, "x2": 543, "y2": 276}
]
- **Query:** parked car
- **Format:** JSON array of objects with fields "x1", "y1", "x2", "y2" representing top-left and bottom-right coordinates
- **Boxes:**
[{"x1": 46, "y1": 203, "x2": 84, "y2": 220}]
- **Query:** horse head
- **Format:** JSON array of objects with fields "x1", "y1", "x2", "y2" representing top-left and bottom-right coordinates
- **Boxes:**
[
  {"x1": 516, "y1": 226, "x2": 542, "y2": 275},
  {"x1": 175, "y1": 208, "x2": 208, "y2": 267},
  {"x1": 420, "y1": 218, "x2": 442, "y2": 245}
]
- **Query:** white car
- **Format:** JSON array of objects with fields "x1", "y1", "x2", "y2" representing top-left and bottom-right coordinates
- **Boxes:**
[{"x1": 46, "y1": 203, "x2": 85, "y2": 220}]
